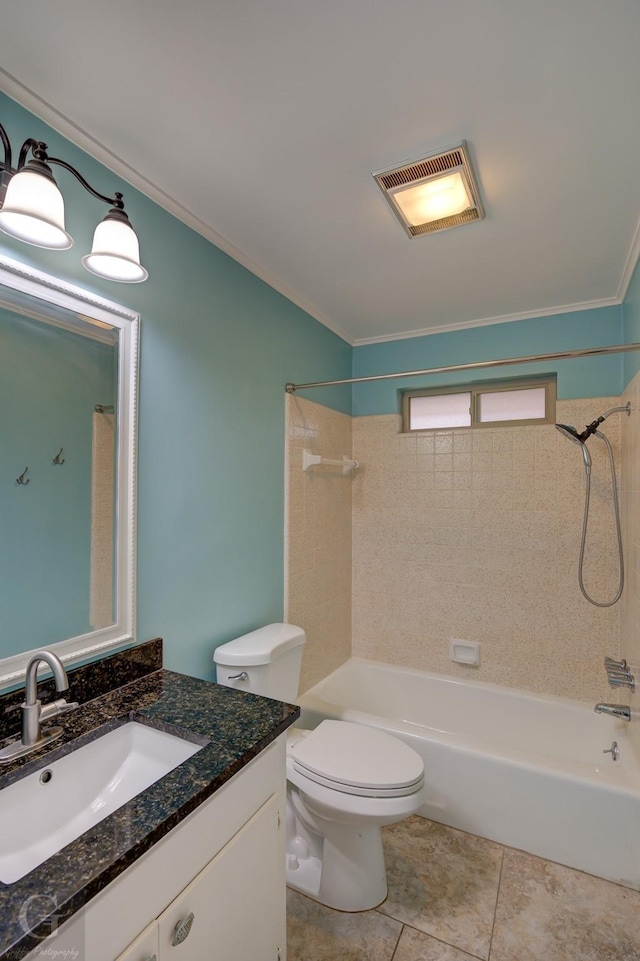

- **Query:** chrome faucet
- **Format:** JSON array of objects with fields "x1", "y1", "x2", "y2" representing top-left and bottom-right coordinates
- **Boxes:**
[
  {"x1": 594, "y1": 703, "x2": 631, "y2": 721},
  {"x1": 0, "y1": 650, "x2": 78, "y2": 763}
]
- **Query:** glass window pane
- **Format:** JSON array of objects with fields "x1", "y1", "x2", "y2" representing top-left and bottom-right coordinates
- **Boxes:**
[
  {"x1": 478, "y1": 387, "x2": 546, "y2": 423},
  {"x1": 410, "y1": 392, "x2": 471, "y2": 429}
]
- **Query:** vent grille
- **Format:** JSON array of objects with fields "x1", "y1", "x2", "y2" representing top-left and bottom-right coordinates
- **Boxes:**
[
  {"x1": 373, "y1": 141, "x2": 484, "y2": 238},
  {"x1": 378, "y1": 149, "x2": 465, "y2": 190},
  {"x1": 409, "y1": 208, "x2": 480, "y2": 236}
]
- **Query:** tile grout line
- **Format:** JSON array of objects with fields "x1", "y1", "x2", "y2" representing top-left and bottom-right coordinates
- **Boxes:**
[
  {"x1": 388, "y1": 922, "x2": 405, "y2": 961},
  {"x1": 486, "y1": 844, "x2": 506, "y2": 960},
  {"x1": 390, "y1": 919, "x2": 488, "y2": 961}
]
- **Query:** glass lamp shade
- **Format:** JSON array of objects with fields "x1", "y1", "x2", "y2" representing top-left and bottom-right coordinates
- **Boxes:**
[
  {"x1": 391, "y1": 171, "x2": 472, "y2": 226},
  {"x1": 0, "y1": 168, "x2": 73, "y2": 249},
  {"x1": 82, "y1": 214, "x2": 148, "y2": 283}
]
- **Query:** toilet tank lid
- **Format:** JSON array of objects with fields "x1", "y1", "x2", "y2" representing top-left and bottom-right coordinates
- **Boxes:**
[{"x1": 213, "y1": 623, "x2": 306, "y2": 666}]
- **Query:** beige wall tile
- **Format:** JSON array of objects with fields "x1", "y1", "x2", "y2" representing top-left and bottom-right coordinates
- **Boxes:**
[
  {"x1": 285, "y1": 396, "x2": 352, "y2": 694},
  {"x1": 286, "y1": 392, "x2": 635, "y2": 707},
  {"x1": 352, "y1": 397, "x2": 623, "y2": 701}
]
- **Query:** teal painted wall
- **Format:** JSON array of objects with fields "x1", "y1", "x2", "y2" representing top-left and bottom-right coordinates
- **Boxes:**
[
  {"x1": 623, "y1": 257, "x2": 640, "y2": 386},
  {"x1": 0, "y1": 306, "x2": 116, "y2": 655},
  {"x1": 0, "y1": 93, "x2": 351, "y2": 681},
  {"x1": 351, "y1": 307, "x2": 624, "y2": 416}
]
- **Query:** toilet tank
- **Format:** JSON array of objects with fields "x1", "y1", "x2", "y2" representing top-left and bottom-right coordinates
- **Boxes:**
[{"x1": 214, "y1": 623, "x2": 306, "y2": 702}]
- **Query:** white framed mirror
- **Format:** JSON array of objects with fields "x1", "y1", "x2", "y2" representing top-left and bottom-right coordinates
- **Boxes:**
[{"x1": 0, "y1": 254, "x2": 138, "y2": 688}]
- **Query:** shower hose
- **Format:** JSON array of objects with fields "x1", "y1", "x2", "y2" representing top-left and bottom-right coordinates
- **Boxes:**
[{"x1": 578, "y1": 430, "x2": 624, "y2": 607}]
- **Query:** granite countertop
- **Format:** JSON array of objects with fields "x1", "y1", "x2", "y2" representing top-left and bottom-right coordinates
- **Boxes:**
[{"x1": 0, "y1": 667, "x2": 299, "y2": 961}]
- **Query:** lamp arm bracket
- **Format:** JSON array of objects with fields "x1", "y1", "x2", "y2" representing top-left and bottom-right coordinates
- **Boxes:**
[
  {"x1": 17, "y1": 138, "x2": 41, "y2": 171},
  {"x1": 0, "y1": 132, "x2": 51, "y2": 176},
  {"x1": 47, "y1": 156, "x2": 124, "y2": 209},
  {"x1": 0, "y1": 123, "x2": 12, "y2": 172}
]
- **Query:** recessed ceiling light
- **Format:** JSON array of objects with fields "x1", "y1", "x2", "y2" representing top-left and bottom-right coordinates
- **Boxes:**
[{"x1": 373, "y1": 141, "x2": 484, "y2": 238}]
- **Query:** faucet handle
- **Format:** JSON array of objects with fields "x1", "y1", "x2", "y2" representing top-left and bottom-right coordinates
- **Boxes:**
[
  {"x1": 608, "y1": 675, "x2": 635, "y2": 692},
  {"x1": 57, "y1": 700, "x2": 79, "y2": 714},
  {"x1": 40, "y1": 698, "x2": 79, "y2": 722},
  {"x1": 605, "y1": 657, "x2": 627, "y2": 671}
]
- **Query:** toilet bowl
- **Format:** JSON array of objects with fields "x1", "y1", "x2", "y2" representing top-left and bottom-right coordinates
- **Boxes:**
[
  {"x1": 214, "y1": 623, "x2": 426, "y2": 912},
  {"x1": 285, "y1": 722, "x2": 425, "y2": 911}
]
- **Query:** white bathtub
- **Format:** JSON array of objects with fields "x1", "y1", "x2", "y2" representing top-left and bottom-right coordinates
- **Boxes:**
[{"x1": 298, "y1": 658, "x2": 640, "y2": 889}]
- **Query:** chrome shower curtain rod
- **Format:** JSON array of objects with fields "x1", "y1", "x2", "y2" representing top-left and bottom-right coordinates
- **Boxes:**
[{"x1": 285, "y1": 342, "x2": 640, "y2": 393}]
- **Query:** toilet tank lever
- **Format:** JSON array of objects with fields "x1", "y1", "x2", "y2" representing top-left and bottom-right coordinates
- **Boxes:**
[{"x1": 227, "y1": 672, "x2": 248, "y2": 681}]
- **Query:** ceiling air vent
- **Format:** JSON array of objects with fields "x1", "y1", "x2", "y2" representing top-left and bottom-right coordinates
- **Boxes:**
[{"x1": 373, "y1": 141, "x2": 484, "y2": 238}]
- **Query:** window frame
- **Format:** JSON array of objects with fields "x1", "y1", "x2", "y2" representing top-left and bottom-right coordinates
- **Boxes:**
[{"x1": 402, "y1": 376, "x2": 557, "y2": 432}]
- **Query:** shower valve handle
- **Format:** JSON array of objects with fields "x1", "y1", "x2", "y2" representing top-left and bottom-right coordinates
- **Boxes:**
[{"x1": 605, "y1": 657, "x2": 627, "y2": 672}]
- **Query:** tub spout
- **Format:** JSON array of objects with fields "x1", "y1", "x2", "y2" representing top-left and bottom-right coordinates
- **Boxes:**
[{"x1": 594, "y1": 703, "x2": 631, "y2": 720}]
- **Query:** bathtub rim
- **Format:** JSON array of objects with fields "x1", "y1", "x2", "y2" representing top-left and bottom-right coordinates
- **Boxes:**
[
  {"x1": 298, "y1": 656, "x2": 640, "y2": 793},
  {"x1": 301, "y1": 655, "x2": 612, "y2": 712}
]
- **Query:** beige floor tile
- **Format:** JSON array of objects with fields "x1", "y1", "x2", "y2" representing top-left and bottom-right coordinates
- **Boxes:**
[
  {"x1": 286, "y1": 888, "x2": 402, "y2": 961},
  {"x1": 378, "y1": 816, "x2": 503, "y2": 961},
  {"x1": 392, "y1": 925, "x2": 481, "y2": 960},
  {"x1": 490, "y1": 848, "x2": 640, "y2": 961}
]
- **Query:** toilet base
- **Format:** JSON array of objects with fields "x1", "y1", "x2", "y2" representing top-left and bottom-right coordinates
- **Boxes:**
[
  {"x1": 286, "y1": 850, "x2": 322, "y2": 900},
  {"x1": 285, "y1": 820, "x2": 389, "y2": 912}
]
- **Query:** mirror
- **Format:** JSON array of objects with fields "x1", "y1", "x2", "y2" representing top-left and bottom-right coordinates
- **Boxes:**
[{"x1": 0, "y1": 255, "x2": 138, "y2": 687}]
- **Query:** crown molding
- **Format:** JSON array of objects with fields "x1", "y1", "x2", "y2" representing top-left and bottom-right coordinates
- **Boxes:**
[
  {"x1": 352, "y1": 296, "x2": 622, "y2": 346},
  {"x1": 0, "y1": 70, "x2": 355, "y2": 347},
  {"x1": 2, "y1": 69, "x2": 638, "y2": 352},
  {"x1": 615, "y1": 214, "x2": 640, "y2": 303}
]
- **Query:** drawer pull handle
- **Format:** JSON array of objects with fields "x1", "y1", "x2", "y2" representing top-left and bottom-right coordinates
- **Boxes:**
[{"x1": 172, "y1": 912, "x2": 195, "y2": 946}]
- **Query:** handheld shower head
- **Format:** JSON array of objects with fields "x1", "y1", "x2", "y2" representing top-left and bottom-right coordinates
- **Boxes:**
[
  {"x1": 555, "y1": 423, "x2": 581, "y2": 443},
  {"x1": 555, "y1": 423, "x2": 592, "y2": 471},
  {"x1": 555, "y1": 403, "x2": 630, "y2": 471}
]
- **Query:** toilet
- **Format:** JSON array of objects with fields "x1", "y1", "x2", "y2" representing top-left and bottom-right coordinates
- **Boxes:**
[{"x1": 214, "y1": 623, "x2": 425, "y2": 912}]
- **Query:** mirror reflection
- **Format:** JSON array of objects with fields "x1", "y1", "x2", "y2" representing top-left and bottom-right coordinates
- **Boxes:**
[
  {"x1": 0, "y1": 301, "x2": 118, "y2": 656},
  {"x1": 0, "y1": 256, "x2": 138, "y2": 686}
]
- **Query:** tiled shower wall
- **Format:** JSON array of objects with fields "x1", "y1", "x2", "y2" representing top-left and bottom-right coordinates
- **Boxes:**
[
  {"x1": 352, "y1": 399, "x2": 621, "y2": 703},
  {"x1": 621, "y1": 372, "x2": 640, "y2": 755},
  {"x1": 285, "y1": 396, "x2": 352, "y2": 694},
  {"x1": 286, "y1": 394, "x2": 631, "y2": 704}
]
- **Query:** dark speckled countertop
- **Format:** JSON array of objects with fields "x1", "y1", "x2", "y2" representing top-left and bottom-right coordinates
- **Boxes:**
[{"x1": 0, "y1": 660, "x2": 299, "y2": 961}]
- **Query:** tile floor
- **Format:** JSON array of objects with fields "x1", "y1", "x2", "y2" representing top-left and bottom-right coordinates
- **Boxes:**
[{"x1": 286, "y1": 816, "x2": 640, "y2": 961}]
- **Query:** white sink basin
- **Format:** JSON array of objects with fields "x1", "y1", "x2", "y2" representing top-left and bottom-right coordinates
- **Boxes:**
[{"x1": 0, "y1": 721, "x2": 202, "y2": 883}]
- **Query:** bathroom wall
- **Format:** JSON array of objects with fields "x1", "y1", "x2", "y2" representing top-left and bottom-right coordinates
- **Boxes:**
[
  {"x1": 352, "y1": 306, "x2": 624, "y2": 417},
  {"x1": 342, "y1": 300, "x2": 629, "y2": 703},
  {"x1": 0, "y1": 92, "x2": 352, "y2": 681},
  {"x1": 351, "y1": 399, "x2": 621, "y2": 702},
  {"x1": 285, "y1": 396, "x2": 352, "y2": 694},
  {"x1": 284, "y1": 391, "x2": 625, "y2": 704},
  {"x1": 621, "y1": 256, "x2": 640, "y2": 758}
]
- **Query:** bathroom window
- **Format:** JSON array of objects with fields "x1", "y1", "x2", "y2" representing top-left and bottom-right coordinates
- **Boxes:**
[{"x1": 402, "y1": 377, "x2": 556, "y2": 431}]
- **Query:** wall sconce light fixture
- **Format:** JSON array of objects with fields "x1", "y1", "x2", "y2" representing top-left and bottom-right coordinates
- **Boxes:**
[{"x1": 0, "y1": 122, "x2": 148, "y2": 282}]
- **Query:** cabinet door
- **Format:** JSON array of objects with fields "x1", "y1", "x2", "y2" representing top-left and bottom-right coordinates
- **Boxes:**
[
  {"x1": 114, "y1": 921, "x2": 159, "y2": 961},
  {"x1": 157, "y1": 794, "x2": 283, "y2": 961}
]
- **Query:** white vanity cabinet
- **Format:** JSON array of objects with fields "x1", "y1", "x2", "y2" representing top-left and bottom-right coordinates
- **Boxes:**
[
  {"x1": 24, "y1": 737, "x2": 287, "y2": 961},
  {"x1": 116, "y1": 796, "x2": 281, "y2": 961}
]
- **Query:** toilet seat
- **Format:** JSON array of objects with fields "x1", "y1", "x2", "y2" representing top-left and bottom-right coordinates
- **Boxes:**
[{"x1": 288, "y1": 721, "x2": 424, "y2": 798}]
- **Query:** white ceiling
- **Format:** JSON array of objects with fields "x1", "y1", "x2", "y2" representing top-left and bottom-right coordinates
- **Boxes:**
[{"x1": 1, "y1": 1, "x2": 640, "y2": 345}]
